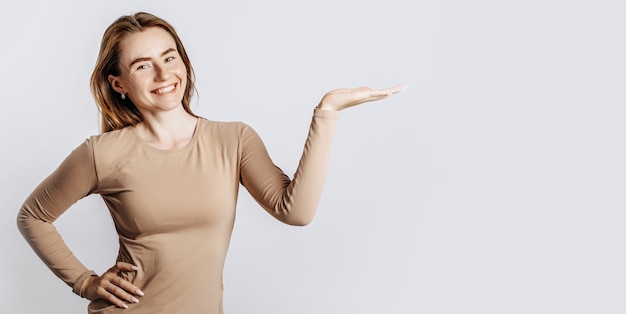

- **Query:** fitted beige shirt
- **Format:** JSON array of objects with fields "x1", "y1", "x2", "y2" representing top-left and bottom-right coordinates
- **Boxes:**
[{"x1": 17, "y1": 109, "x2": 339, "y2": 313}]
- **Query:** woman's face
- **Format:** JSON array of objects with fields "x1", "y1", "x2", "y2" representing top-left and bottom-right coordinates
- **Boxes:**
[{"x1": 109, "y1": 27, "x2": 187, "y2": 115}]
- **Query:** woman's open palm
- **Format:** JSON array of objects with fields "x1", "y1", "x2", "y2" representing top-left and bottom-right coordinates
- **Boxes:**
[{"x1": 317, "y1": 84, "x2": 406, "y2": 111}]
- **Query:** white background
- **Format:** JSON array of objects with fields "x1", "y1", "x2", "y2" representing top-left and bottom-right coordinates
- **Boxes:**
[{"x1": 1, "y1": 0, "x2": 625, "y2": 313}]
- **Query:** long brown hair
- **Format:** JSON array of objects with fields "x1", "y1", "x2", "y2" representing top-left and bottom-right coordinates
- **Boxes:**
[{"x1": 91, "y1": 12, "x2": 196, "y2": 133}]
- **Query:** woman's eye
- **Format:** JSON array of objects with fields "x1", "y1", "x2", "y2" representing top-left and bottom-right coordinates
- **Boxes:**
[{"x1": 165, "y1": 56, "x2": 175, "y2": 62}]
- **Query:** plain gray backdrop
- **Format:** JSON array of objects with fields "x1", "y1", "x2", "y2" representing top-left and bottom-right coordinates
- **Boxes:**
[{"x1": 1, "y1": 0, "x2": 624, "y2": 313}]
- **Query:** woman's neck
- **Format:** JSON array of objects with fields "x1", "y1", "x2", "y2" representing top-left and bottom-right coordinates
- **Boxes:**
[{"x1": 135, "y1": 107, "x2": 198, "y2": 150}]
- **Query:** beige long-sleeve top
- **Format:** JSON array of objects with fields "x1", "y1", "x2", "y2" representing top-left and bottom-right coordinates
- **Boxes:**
[{"x1": 17, "y1": 109, "x2": 339, "y2": 313}]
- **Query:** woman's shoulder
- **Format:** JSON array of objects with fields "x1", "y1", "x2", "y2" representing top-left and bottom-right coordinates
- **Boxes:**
[
  {"x1": 197, "y1": 117, "x2": 254, "y2": 135},
  {"x1": 86, "y1": 126, "x2": 136, "y2": 148},
  {"x1": 195, "y1": 117, "x2": 264, "y2": 149}
]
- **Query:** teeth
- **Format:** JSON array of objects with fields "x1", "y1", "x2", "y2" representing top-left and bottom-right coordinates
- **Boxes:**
[{"x1": 155, "y1": 84, "x2": 175, "y2": 94}]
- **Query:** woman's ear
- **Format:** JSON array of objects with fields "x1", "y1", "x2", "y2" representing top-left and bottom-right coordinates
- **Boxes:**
[{"x1": 108, "y1": 75, "x2": 126, "y2": 95}]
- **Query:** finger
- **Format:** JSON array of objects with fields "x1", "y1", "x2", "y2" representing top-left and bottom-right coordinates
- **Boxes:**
[
  {"x1": 111, "y1": 275, "x2": 144, "y2": 297},
  {"x1": 106, "y1": 292, "x2": 129, "y2": 309},
  {"x1": 375, "y1": 84, "x2": 407, "y2": 96},
  {"x1": 106, "y1": 280, "x2": 140, "y2": 306},
  {"x1": 115, "y1": 261, "x2": 139, "y2": 272},
  {"x1": 353, "y1": 86, "x2": 403, "y2": 102},
  {"x1": 356, "y1": 91, "x2": 396, "y2": 103},
  {"x1": 97, "y1": 285, "x2": 129, "y2": 309},
  {"x1": 100, "y1": 268, "x2": 144, "y2": 298}
]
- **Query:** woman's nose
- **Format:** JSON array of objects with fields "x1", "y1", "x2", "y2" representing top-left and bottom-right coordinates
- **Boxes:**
[{"x1": 154, "y1": 64, "x2": 171, "y2": 81}]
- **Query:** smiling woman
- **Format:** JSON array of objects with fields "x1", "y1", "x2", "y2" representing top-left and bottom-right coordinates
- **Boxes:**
[
  {"x1": 16, "y1": 11, "x2": 404, "y2": 314},
  {"x1": 106, "y1": 27, "x2": 197, "y2": 149},
  {"x1": 90, "y1": 13, "x2": 197, "y2": 134}
]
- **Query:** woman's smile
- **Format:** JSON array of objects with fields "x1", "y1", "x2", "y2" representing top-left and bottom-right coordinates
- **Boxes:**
[{"x1": 153, "y1": 83, "x2": 177, "y2": 95}]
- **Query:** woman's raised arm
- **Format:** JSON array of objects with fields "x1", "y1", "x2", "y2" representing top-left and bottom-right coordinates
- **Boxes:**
[{"x1": 240, "y1": 85, "x2": 404, "y2": 225}]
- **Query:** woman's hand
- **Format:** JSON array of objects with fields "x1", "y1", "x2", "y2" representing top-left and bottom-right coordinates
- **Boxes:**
[
  {"x1": 316, "y1": 84, "x2": 406, "y2": 111},
  {"x1": 82, "y1": 262, "x2": 144, "y2": 309}
]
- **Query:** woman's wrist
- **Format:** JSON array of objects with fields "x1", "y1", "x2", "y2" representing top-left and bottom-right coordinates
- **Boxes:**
[
  {"x1": 72, "y1": 270, "x2": 98, "y2": 298},
  {"x1": 80, "y1": 275, "x2": 99, "y2": 299},
  {"x1": 316, "y1": 101, "x2": 338, "y2": 111}
]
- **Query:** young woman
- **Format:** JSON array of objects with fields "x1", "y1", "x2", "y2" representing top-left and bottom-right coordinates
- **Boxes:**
[{"x1": 17, "y1": 12, "x2": 404, "y2": 313}]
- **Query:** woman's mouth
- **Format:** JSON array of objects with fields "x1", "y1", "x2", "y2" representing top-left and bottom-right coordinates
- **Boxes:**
[{"x1": 153, "y1": 83, "x2": 177, "y2": 95}]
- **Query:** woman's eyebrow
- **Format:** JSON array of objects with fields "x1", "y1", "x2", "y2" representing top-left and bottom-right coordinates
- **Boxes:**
[{"x1": 128, "y1": 48, "x2": 177, "y2": 68}]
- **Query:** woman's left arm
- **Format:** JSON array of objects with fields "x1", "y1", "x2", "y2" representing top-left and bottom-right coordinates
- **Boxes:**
[{"x1": 240, "y1": 84, "x2": 405, "y2": 225}]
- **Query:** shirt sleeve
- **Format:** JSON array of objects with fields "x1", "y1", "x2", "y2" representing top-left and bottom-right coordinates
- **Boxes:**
[
  {"x1": 16, "y1": 139, "x2": 99, "y2": 296},
  {"x1": 239, "y1": 108, "x2": 340, "y2": 225}
]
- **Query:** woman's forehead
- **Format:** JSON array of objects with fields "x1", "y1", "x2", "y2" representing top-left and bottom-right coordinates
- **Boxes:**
[{"x1": 119, "y1": 27, "x2": 177, "y2": 61}]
